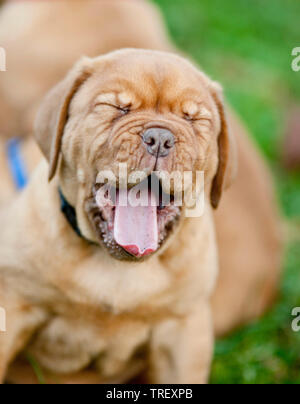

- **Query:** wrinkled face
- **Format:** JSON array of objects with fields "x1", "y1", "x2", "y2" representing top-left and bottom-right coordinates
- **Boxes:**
[{"x1": 36, "y1": 50, "x2": 228, "y2": 261}]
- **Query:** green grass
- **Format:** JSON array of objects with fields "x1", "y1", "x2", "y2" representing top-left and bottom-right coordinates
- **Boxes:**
[
  {"x1": 25, "y1": 353, "x2": 46, "y2": 385},
  {"x1": 153, "y1": 0, "x2": 300, "y2": 384}
]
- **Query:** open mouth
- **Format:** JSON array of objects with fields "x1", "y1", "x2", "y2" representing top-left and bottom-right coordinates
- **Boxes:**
[{"x1": 86, "y1": 175, "x2": 181, "y2": 260}]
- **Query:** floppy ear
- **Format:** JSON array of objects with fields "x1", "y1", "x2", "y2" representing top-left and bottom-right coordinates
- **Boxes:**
[
  {"x1": 210, "y1": 83, "x2": 237, "y2": 209},
  {"x1": 34, "y1": 58, "x2": 93, "y2": 181}
]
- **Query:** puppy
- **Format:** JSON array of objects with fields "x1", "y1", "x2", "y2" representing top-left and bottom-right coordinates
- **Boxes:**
[
  {"x1": 0, "y1": 47, "x2": 281, "y2": 385},
  {"x1": 0, "y1": 0, "x2": 282, "y2": 384},
  {"x1": 0, "y1": 49, "x2": 230, "y2": 384}
]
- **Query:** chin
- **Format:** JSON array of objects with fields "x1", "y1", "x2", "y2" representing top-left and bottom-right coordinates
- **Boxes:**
[{"x1": 85, "y1": 174, "x2": 182, "y2": 262}]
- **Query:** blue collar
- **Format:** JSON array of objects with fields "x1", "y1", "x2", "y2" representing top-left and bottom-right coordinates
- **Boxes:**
[{"x1": 6, "y1": 138, "x2": 28, "y2": 190}]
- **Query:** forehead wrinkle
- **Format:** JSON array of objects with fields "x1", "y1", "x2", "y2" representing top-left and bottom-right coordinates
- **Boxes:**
[
  {"x1": 180, "y1": 87, "x2": 206, "y2": 101},
  {"x1": 94, "y1": 93, "x2": 117, "y2": 105},
  {"x1": 103, "y1": 76, "x2": 152, "y2": 108},
  {"x1": 111, "y1": 64, "x2": 165, "y2": 108},
  {"x1": 93, "y1": 76, "x2": 137, "y2": 97},
  {"x1": 182, "y1": 100, "x2": 199, "y2": 116},
  {"x1": 91, "y1": 60, "x2": 207, "y2": 112},
  {"x1": 140, "y1": 73, "x2": 161, "y2": 108},
  {"x1": 118, "y1": 92, "x2": 133, "y2": 107}
]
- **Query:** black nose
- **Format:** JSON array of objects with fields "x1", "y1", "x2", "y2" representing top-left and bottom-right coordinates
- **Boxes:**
[{"x1": 142, "y1": 128, "x2": 175, "y2": 158}]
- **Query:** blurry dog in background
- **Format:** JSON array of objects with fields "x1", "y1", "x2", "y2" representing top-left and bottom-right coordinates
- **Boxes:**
[{"x1": 0, "y1": 0, "x2": 282, "y2": 384}]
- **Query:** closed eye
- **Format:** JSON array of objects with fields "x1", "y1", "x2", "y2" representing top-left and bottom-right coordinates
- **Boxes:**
[
  {"x1": 94, "y1": 102, "x2": 131, "y2": 115},
  {"x1": 183, "y1": 113, "x2": 213, "y2": 125},
  {"x1": 183, "y1": 113, "x2": 199, "y2": 122},
  {"x1": 183, "y1": 113, "x2": 194, "y2": 121}
]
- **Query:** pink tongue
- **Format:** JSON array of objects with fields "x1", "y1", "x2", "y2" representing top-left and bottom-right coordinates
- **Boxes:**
[{"x1": 114, "y1": 189, "x2": 158, "y2": 258}]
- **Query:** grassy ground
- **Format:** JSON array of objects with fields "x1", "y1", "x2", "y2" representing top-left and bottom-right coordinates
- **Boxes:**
[{"x1": 153, "y1": 0, "x2": 300, "y2": 384}]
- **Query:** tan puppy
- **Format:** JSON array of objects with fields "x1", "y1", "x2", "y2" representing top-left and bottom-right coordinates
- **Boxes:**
[
  {"x1": 1, "y1": 49, "x2": 229, "y2": 384},
  {"x1": 0, "y1": 0, "x2": 282, "y2": 384}
]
